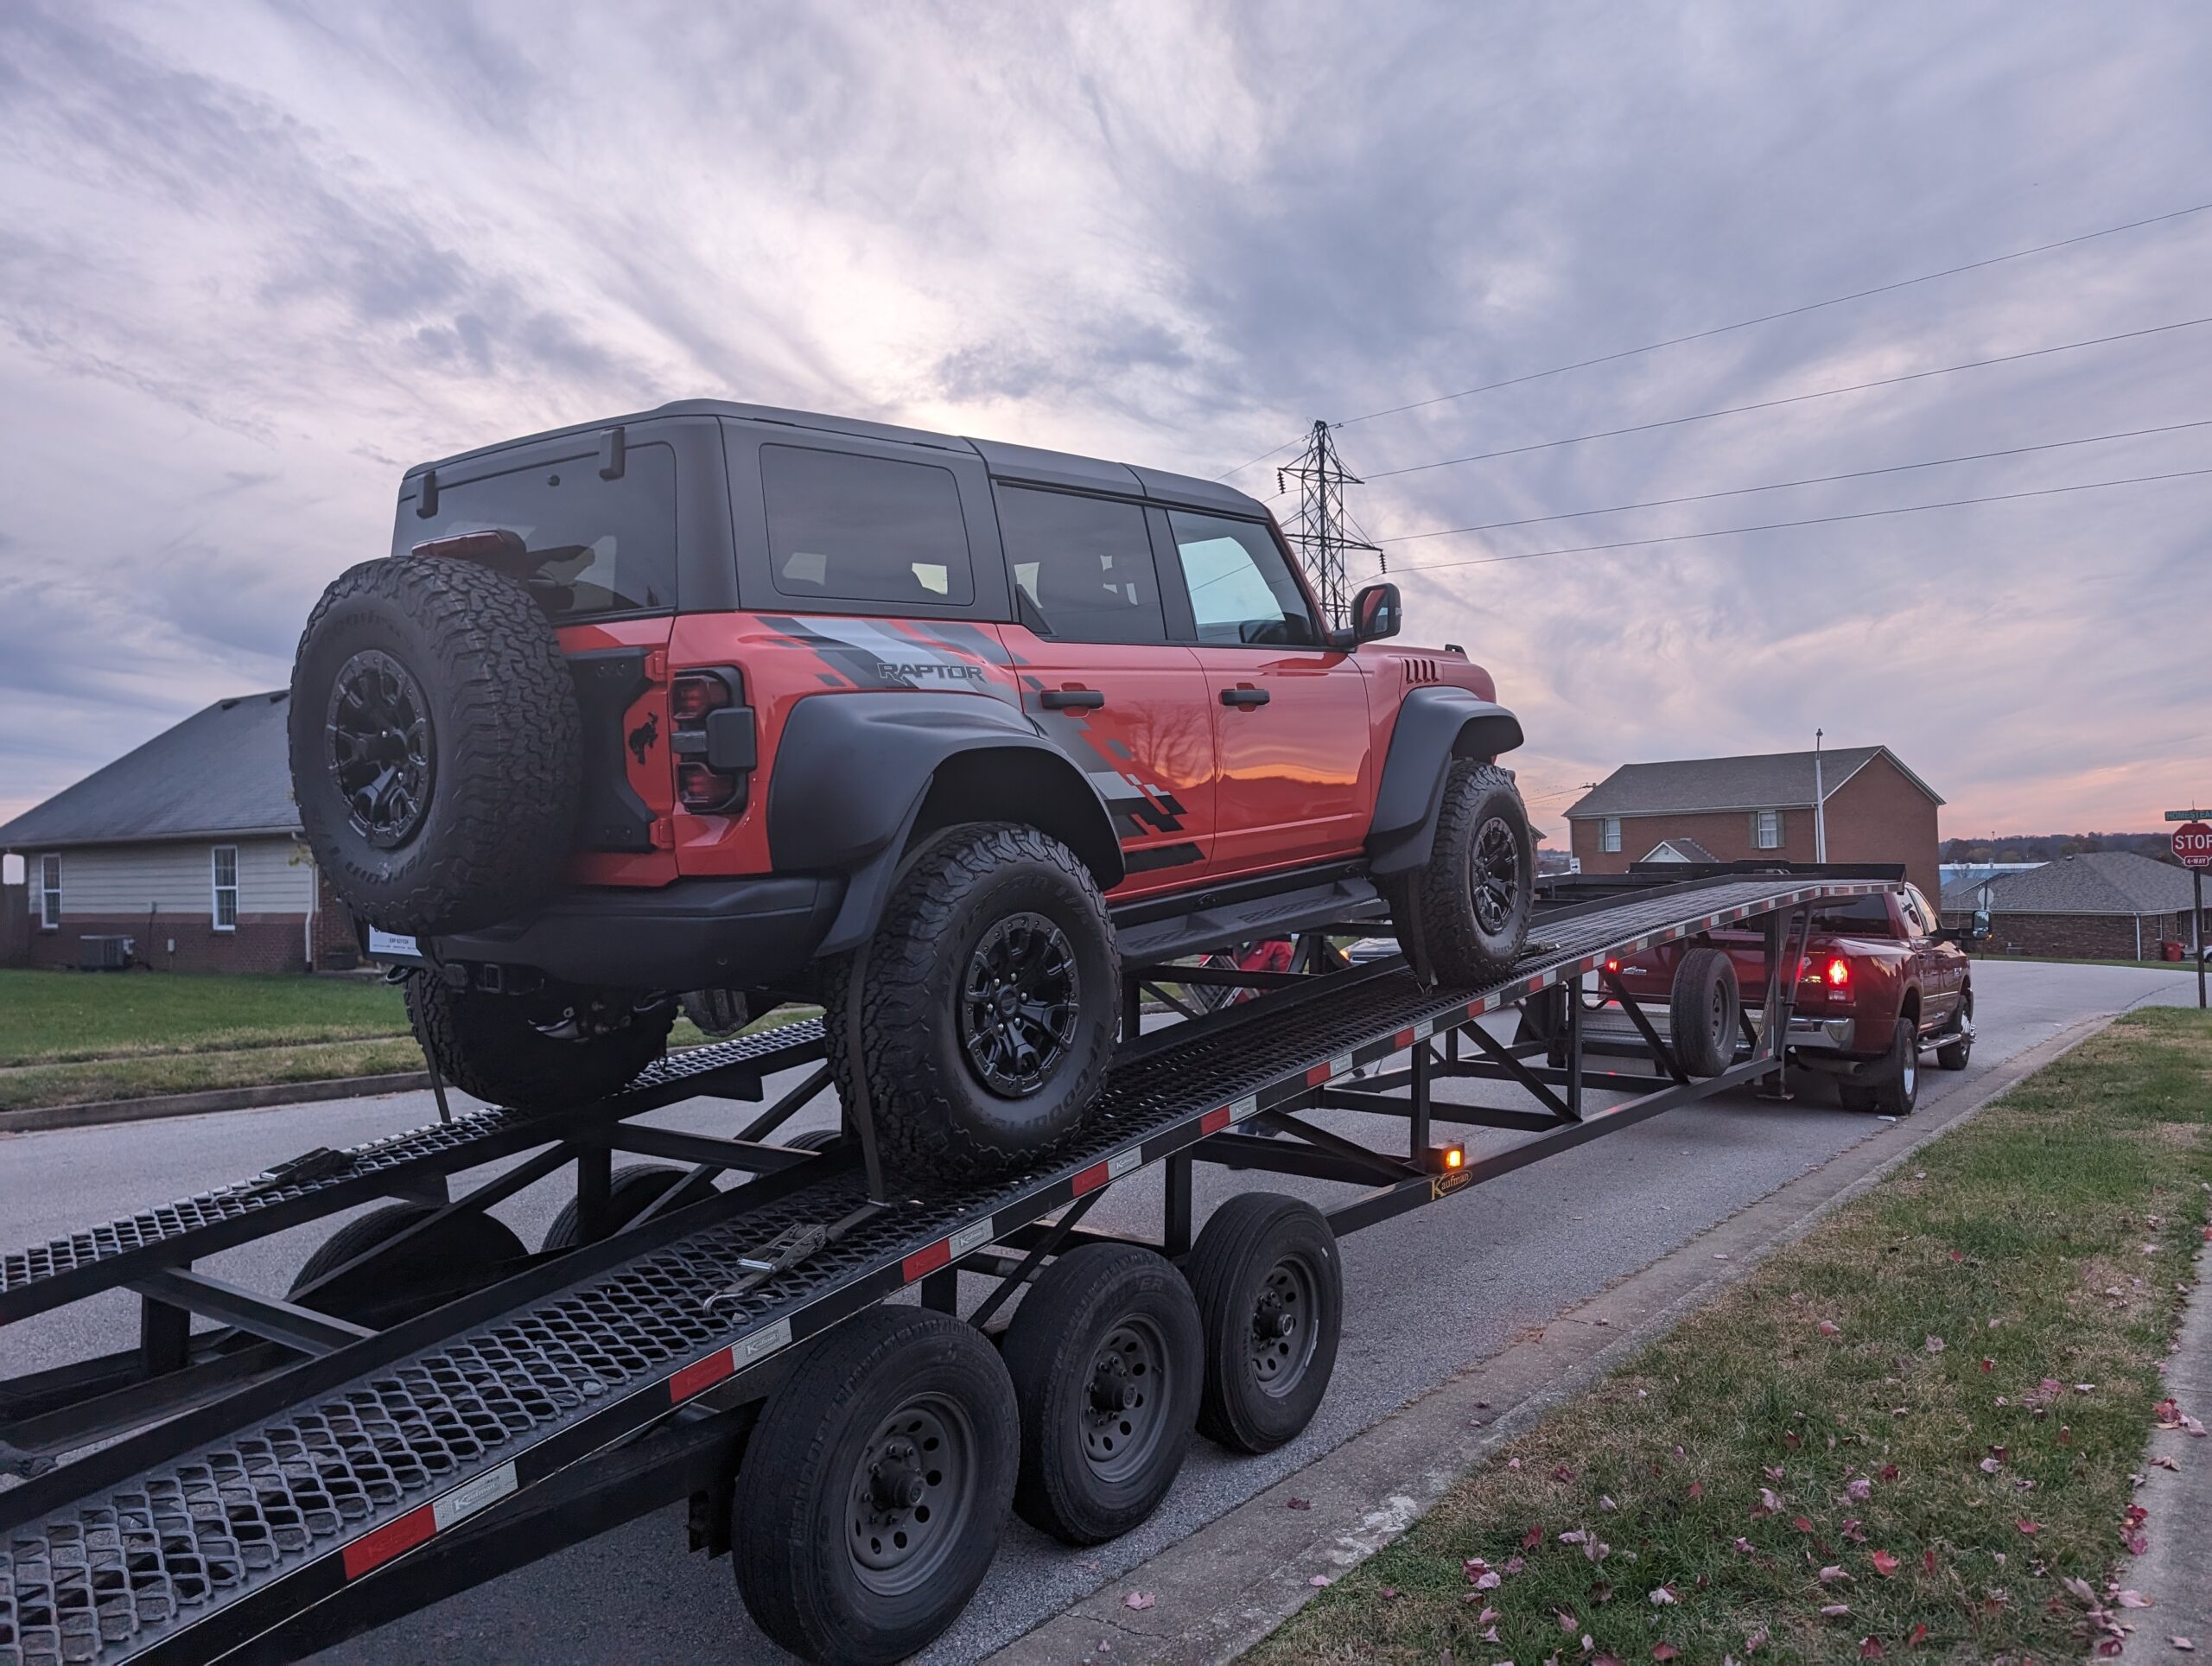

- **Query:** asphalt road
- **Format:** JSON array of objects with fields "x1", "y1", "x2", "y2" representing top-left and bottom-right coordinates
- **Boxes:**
[{"x1": 0, "y1": 959, "x2": 2194, "y2": 1663}]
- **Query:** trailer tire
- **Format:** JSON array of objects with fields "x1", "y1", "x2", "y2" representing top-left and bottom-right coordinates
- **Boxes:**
[
  {"x1": 404, "y1": 970, "x2": 674, "y2": 1111},
  {"x1": 1385, "y1": 760, "x2": 1533, "y2": 989},
  {"x1": 540, "y1": 1163, "x2": 686, "y2": 1252},
  {"x1": 734, "y1": 1307, "x2": 1017, "y2": 1665},
  {"x1": 1669, "y1": 945, "x2": 1740, "y2": 1078},
  {"x1": 1002, "y1": 1244, "x2": 1203, "y2": 1544},
  {"x1": 825, "y1": 823, "x2": 1117, "y2": 1184},
  {"x1": 289, "y1": 555, "x2": 582, "y2": 935},
  {"x1": 784, "y1": 1128, "x2": 845, "y2": 1154},
  {"x1": 1187, "y1": 1193, "x2": 1343, "y2": 1453},
  {"x1": 289, "y1": 1203, "x2": 527, "y2": 1324}
]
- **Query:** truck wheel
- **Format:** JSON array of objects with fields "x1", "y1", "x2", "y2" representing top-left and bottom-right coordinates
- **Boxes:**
[
  {"x1": 1936, "y1": 990, "x2": 1974, "y2": 1070},
  {"x1": 404, "y1": 970, "x2": 674, "y2": 1111},
  {"x1": 827, "y1": 823, "x2": 1117, "y2": 1183},
  {"x1": 680, "y1": 988, "x2": 752, "y2": 1038},
  {"x1": 289, "y1": 556, "x2": 582, "y2": 935},
  {"x1": 289, "y1": 1202, "x2": 526, "y2": 1324},
  {"x1": 1839, "y1": 1017, "x2": 1919, "y2": 1116},
  {"x1": 540, "y1": 1163, "x2": 686, "y2": 1251},
  {"x1": 733, "y1": 1307, "x2": 1017, "y2": 1665},
  {"x1": 1186, "y1": 1194, "x2": 1343, "y2": 1453},
  {"x1": 1669, "y1": 946, "x2": 1740, "y2": 1078},
  {"x1": 1387, "y1": 760, "x2": 1533, "y2": 988},
  {"x1": 1002, "y1": 1244, "x2": 1203, "y2": 1544}
]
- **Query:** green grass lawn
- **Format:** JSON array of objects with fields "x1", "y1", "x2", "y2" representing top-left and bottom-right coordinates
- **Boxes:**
[{"x1": 1253, "y1": 1008, "x2": 2212, "y2": 1664}]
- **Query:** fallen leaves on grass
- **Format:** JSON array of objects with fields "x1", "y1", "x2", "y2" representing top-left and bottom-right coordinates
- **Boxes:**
[
  {"x1": 1871, "y1": 1549, "x2": 1900, "y2": 1576},
  {"x1": 1649, "y1": 1584, "x2": 1677, "y2": 1606}
]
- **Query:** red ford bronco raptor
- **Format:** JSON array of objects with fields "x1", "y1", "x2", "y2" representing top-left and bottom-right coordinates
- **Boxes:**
[{"x1": 289, "y1": 401, "x2": 1532, "y2": 1182}]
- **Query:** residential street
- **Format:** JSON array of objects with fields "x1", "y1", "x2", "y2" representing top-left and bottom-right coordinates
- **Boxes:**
[{"x1": 0, "y1": 958, "x2": 2194, "y2": 1663}]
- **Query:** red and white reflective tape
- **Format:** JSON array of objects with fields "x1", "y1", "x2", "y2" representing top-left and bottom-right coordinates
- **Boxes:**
[
  {"x1": 668, "y1": 1314, "x2": 794, "y2": 1404},
  {"x1": 1071, "y1": 1144, "x2": 1144, "y2": 1197},
  {"x1": 1303, "y1": 1051, "x2": 1355, "y2": 1088},
  {"x1": 341, "y1": 1459, "x2": 519, "y2": 1580}
]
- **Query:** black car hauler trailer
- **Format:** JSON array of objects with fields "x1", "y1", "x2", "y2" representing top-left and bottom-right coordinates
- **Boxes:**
[{"x1": 0, "y1": 868, "x2": 1900, "y2": 1666}]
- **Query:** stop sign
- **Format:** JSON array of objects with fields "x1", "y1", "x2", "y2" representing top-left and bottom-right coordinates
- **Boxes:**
[{"x1": 2175, "y1": 822, "x2": 2212, "y2": 870}]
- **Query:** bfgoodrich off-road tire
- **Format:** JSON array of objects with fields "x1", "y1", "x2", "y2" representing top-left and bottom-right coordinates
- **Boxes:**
[
  {"x1": 289, "y1": 556, "x2": 582, "y2": 935},
  {"x1": 1386, "y1": 760, "x2": 1534, "y2": 989},
  {"x1": 733, "y1": 1307, "x2": 1018, "y2": 1665},
  {"x1": 1002, "y1": 1244, "x2": 1203, "y2": 1545},
  {"x1": 825, "y1": 823, "x2": 1116, "y2": 1185},
  {"x1": 1187, "y1": 1193, "x2": 1344, "y2": 1454},
  {"x1": 404, "y1": 970, "x2": 673, "y2": 1112},
  {"x1": 1669, "y1": 945, "x2": 1741, "y2": 1078}
]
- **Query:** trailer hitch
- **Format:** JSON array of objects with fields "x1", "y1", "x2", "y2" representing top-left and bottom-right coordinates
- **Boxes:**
[{"x1": 703, "y1": 1201, "x2": 884, "y2": 1311}]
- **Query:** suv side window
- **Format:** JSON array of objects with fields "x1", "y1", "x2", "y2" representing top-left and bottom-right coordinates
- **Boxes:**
[
  {"x1": 1166, "y1": 512, "x2": 1319, "y2": 647},
  {"x1": 761, "y1": 444, "x2": 974, "y2": 607},
  {"x1": 995, "y1": 486, "x2": 1166, "y2": 643}
]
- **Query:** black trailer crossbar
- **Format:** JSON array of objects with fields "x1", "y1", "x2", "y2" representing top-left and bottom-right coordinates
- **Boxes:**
[{"x1": 0, "y1": 874, "x2": 1891, "y2": 1666}]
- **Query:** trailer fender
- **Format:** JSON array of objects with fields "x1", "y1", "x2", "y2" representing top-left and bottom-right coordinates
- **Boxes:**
[
  {"x1": 1366, "y1": 687, "x2": 1526, "y2": 875},
  {"x1": 767, "y1": 691, "x2": 1124, "y2": 955}
]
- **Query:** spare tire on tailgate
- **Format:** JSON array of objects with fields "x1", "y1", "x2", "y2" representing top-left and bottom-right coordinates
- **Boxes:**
[{"x1": 289, "y1": 556, "x2": 582, "y2": 935}]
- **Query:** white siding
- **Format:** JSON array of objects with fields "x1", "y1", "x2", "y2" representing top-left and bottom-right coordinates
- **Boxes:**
[{"x1": 54, "y1": 838, "x2": 311, "y2": 919}]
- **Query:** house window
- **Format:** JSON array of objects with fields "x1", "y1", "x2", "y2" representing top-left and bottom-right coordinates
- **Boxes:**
[
  {"x1": 212, "y1": 846, "x2": 238, "y2": 932},
  {"x1": 39, "y1": 854, "x2": 60, "y2": 930},
  {"x1": 1753, "y1": 809, "x2": 1781, "y2": 849},
  {"x1": 1600, "y1": 817, "x2": 1622, "y2": 854}
]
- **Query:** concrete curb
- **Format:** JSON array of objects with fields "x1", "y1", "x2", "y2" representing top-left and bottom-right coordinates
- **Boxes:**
[
  {"x1": 2128, "y1": 1230, "x2": 2212, "y2": 1659},
  {"x1": 0, "y1": 1071, "x2": 432, "y2": 1135},
  {"x1": 989, "y1": 1011, "x2": 2128, "y2": 1666}
]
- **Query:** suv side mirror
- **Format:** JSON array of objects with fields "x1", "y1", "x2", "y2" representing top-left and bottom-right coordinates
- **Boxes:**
[{"x1": 1351, "y1": 582, "x2": 1402, "y2": 644}]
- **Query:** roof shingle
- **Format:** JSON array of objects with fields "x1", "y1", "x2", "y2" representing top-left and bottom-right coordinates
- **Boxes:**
[
  {"x1": 1961, "y1": 850, "x2": 2200, "y2": 916},
  {"x1": 1565, "y1": 746, "x2": 1941, "y2": 818}
]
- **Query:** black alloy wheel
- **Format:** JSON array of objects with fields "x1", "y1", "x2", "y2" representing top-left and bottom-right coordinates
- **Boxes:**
[
  {"x1": 326, "y1": 649, "x2": 435, "y2": 849},
  {"x1": 960, "y1": 912, "x2": 1081, "y2": 1097},
  {"x1": 1468, "y1": 814, "x2": 1522, "y2": 938}
]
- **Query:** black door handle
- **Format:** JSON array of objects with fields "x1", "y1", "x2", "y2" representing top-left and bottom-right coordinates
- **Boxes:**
[
  {"x1": 1040, "y1": 688, "x2": 1105, "y2": 710},
  {"x1": 1220, "y1": 686, "x2": 1271, "y2": 708}
]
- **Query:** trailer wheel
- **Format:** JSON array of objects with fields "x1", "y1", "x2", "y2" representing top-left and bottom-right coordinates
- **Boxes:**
[
  {"x1": 1186, "y1": 1194, "x2": 1343, "y2": 1453},
  {"x1": 826, "y1": 823, "x2": 1117, "y2": 1184},
  {"x1": 1669, "y1": 946, "x2": 1740, "y2": 1078},
  {"x1": 1936, "y1": 990, "x2": 1974, "y2": 1070},
  {"x1": 734, "y1": 1307, "x2": 1017, "y2": 1665},
  {"x1": 404, "y1": 970, "x2": 674, "y2": 1111},
  {"x1": 289, "y1": 1203, "x2": 526, "y2": 1324},
  {"x1": 1001, "y1": 1243, "x2": 1203, "y2": 1544},
  {"x1": 784, "y1": 1127, "x2": 846, "y2": 1154},
  {"x1": 1839, "y1": 1017, "x2": 1920, "y2": 1116},
  {"x1": 540, "y1": 1163, "x2": 686, "y2": 1252},
  {"x1": 1386, "y1": 760, "x2": 1533, "y2": 989}
]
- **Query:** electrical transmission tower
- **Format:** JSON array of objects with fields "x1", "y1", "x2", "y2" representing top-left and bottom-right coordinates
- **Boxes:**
[{"x1": 1277, "y1": 419, "x2": 1380, "y2": 628}]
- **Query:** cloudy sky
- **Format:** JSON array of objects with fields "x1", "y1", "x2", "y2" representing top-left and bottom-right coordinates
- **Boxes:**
[{"x1": 3, "y1": 0, "x2": 2208, "y2": 844}]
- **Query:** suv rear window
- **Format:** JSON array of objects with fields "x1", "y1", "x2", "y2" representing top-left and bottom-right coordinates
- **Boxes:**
[
  {"x1": 399, "y1": 443, "x2": 677, "y2": 621},
  {"x1": 1809, "y1": 894, "x2": 1899, "y2": 934},
  {"x1": 761, "y1": 444, "x2": 974, "y2": 607}
]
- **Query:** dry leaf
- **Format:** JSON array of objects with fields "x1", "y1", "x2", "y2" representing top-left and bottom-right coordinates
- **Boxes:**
[
  {"x1": 1287, "y1": 1497, "x2": 1312, "y2": 1510},
  {"x1": 1308, "y1": 1574, "x2": 1332, "y2": 1587},
  {"x1": 1872, "y1": 1549, "x2": 1900, "y2": 1576},
  {"x1": 1649, "y1": 1584, "x2": 1678, "y2": 1606},
  {"x1": 1124, "y1": 1592, "x2": 1155, "y2": 1611}
]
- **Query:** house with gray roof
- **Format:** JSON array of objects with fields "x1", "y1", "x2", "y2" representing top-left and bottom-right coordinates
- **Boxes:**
[
  {"x1": 1938, "y1": 850, "x2": 2207, "y2": 962},
  {"x1": 1564, "y1": 745, "x2": 1943, "y2": 898},
  {"x1": 0, "y1": 691, "x2": 358, "y2": 973}
]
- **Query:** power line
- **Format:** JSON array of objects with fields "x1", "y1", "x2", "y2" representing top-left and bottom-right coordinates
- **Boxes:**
[
  {"x1": 1382, "y1": 463, "x2": 2212, "y2": 576},
  {"x1": 1365, "y1": 315, "x2": 2212, "y2": 481},
  {"x1": 1370, "y1": 416, "x2": 2212, "y2": 543},
  {"x1": 1336, "y1": 199, "x2": 2212, "y2": 427},
  {"x1": 1215, "y1": 436, "x2": 1307, "y2": 481}
]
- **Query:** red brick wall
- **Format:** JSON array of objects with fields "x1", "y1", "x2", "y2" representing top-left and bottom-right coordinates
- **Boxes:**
[
  {"x1": 1946, "y1": 908, "x2": 2207, "y2": 961},
  {"x1": 25, "y1": 912, "x2": 308, "y2": 974},
  {"x1": 312, "y1": 867, "x2": 360, "y2": 970},
  {"x1": 1567, "y1": 754, "x2": 1940, "y2": 895}
]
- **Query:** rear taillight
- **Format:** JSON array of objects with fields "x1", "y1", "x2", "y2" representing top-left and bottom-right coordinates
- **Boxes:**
[
  {"x1": 670, "y1": 666, "x2": 755, "y2": 814},
  {"x1": 1824, "y1": 956, "x2": 1852, "y2": 989}
]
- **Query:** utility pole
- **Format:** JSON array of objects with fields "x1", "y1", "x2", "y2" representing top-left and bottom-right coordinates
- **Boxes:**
[
  {"x1": 1813, "y1": 728, "x2": 1827, "y2": 862},
  {"x1": 1278, "y1": 420, "x2": 1380, "y2": 630}
]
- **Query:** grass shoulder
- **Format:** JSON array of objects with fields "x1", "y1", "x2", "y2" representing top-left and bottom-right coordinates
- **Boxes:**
[{"x1": 1253, "y1": 1008, "x2": 2212, "y2": 1664}]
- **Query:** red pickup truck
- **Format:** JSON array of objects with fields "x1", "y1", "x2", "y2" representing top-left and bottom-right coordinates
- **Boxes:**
[{"x1": 1598, "y1": 882, "x2": 1974, "y2": 1115}]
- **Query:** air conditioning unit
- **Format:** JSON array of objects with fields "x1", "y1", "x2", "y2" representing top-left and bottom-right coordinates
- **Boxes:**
[{"x1": 77, "y1": 934, "x2": 136, "y2": 970}]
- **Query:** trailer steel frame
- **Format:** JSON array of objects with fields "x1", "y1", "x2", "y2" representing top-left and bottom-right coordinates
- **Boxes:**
[{"x1": 0, "y1": 869, "x2": 1891, "y2": 1666}]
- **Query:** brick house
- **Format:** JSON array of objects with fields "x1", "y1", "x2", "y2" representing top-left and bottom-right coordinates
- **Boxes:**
[
  {"x1": 1565, "y1": 746, "x2": 1943, "y2": 898},
  {"x1": 1940, "y1": 851, "x2": 2208, "y2": 961},
  {"x1": 0, "y1": 691, "x2": 359, "y2": 974}
]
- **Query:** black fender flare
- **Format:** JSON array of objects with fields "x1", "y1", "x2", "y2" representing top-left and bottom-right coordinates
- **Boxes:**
[
  {"x1": 766, "y1": 691, "x2": 1125, "y2": 954},
  {"x1": 1365, "y1": 687, "x2": 1526, "y2": 876}
]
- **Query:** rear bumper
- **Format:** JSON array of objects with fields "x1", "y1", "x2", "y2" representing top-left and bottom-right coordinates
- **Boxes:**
[
  {"x1": 1580, "y1": 1003, "x2": 1859, "y2": 1056},
  {"x1": 370, "y1": 875, "x2": 847, "y2": 990}
]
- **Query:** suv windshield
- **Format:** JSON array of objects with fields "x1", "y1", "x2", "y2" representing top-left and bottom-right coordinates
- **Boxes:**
[{"x1": 398, "y1": 443, "x2": 677, "y2": 621}]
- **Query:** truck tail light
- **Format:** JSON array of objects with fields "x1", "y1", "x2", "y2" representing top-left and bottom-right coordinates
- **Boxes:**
[
  {"x1": 1824, "y1": 956, "x2": 1852, "y2": 989},
  {"x1": 669, "y1": 666, "x2": 754, "y2": 815}
]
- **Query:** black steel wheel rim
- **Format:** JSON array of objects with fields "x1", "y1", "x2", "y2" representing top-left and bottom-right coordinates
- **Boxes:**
[
  {"x1": 1247, "y1": 1256, "x2": 1320, "y2": 1398},
  {"x1": 847, "y1": 1396, "x2": 977, "y2": 1597},
  {"x1": 960, "y1": 911, "x2": 1081, "y2": 1097},
  {"x1": 1469, "y1": 815, "x2": 1521, "y2": 936},
  {"x1": 326, "y1": 649, "x2": 435, "y2": 849},
  {"x1": 1081, "y1": 1317, "x2": 1170, "y2": 1483}
]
